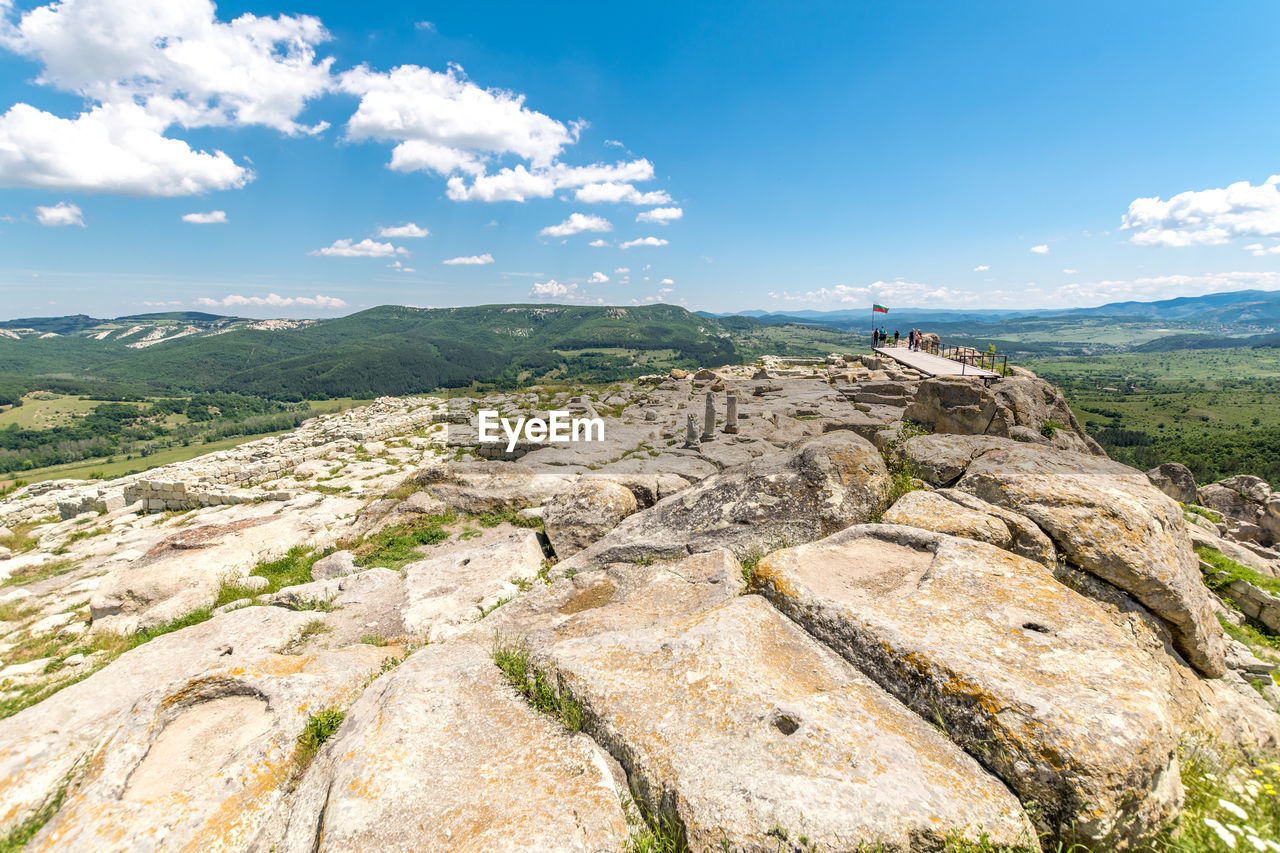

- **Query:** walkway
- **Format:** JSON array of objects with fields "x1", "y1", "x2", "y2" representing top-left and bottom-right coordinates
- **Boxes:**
[{"x1": 872, "y1": 347, "x2": 1000, "y2": 379}]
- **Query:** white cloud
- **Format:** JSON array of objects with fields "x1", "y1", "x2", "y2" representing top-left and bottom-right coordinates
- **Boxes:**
[
  {"x1": 196, "y1": 293, "x2": 347, "y2": 309},
  {"x1": 1245, "y1": 243, "x2": 1280, "y2": 257},
  {"x1": 660, "y1": 278, "x2": 674, "y2": 285},
  {"x1": 446, "y1": 159, "x2": 657, "y2": 203},
  {"x1": 442, "y1": 253, "x2": 494, "y2": 265},
  {"x1": 636, "y1": 206, "x2": 682, "y2": 224},
  {"x1": 588, "y1": 239, "x2": 610, "y2": 248},
  {"x1": 604, "y1": 139, "x2": 624, "y2": 148},
  {"x1": 341, "y1": 64, "x2": 574, "y2": 169},
  {"x1": 0, "y1": 102, "x2": 250, "y2": 195},
  {"x1": 540, "y1": 212, "x2": 612, "y2": 237},
  {"x1": 388, "y1": 260, "x2": 415, "y2": 273},
  {"x1": 4, "y1": 0, "x2": 334, "y2": 135},
  {"x1": 1030, "y1": 244, "x2": 1049, "y2": 254},
  {"x1": 414, "y1": 20, "x2": 436, "y2": 32},
  {"x1": 1062, "y1": 268, "x2": 1077, "y2": 274},
  {"x1": 528, "y1": 278, "x2": 600, "y2": 304},
  {"x1": 574, "y1": 181, "x2": 671, "y2": 205},
  {"x1": 619, "y1": 236, "x2": 668, "y2": 249},
  {"x1": 587, "y1": 271, "x2": 609, "y2": 283},
  {"x1": 34, "y1": 201, "x2": 83, "y2": 226},
  {"x1": 1122, "y1": 176, "x2": 1280, "y2": 247},
  {"x1": 310, "y1": 238, "x2": 407, "y2": 258},
  {"x1": 770, "y1": 280, "x2": 981, "y2": 307},
  {"x1": 973, "y1": 264, "x2": 989, "y2": 272},
  {"x1": 378, "y1": 222, "x2": 429, "y2": 238},
  {"x1": 181, "y1": 209, "x2": 227, "y2": 224},
  {"x1": 613, "y1": 267, "x2": 629, "y2": 274}
]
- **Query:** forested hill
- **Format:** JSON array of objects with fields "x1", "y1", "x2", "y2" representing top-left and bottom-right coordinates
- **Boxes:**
[{"x1": 0, "y1": 304, "x2": 744, "y2": 401}]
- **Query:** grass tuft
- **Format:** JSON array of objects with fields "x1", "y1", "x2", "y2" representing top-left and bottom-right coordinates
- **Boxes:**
[
  {"x1": 349, "y1": 513, "x2": 454, "y2": 570},
  {"x1": 491, "y1": 636, "x2": 583, "y2": 732},
  {"x1": 287, "y1": 708, "x2": 346, "y2": 790}
]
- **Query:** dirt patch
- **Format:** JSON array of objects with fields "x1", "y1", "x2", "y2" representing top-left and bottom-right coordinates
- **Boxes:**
[{"x1": 559, "y1": 579, "x2": 617, "y2": 614}]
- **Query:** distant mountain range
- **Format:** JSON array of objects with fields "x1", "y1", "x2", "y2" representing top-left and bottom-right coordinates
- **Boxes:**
[{"x1": 702, "y1": 289, "x2": 1280, "y2": 330}]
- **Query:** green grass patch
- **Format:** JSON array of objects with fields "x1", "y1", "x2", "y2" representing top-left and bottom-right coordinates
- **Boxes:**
[
  {"x1": 287, "y1": 708, "x2": 346, "y2": 790},
  {"x1": 0, "y1": 766, "x2": 75, "y2": 853},
  {"x1": 1183, "y1": 504, "x2": 1224, "y2": 524},
  {"x1": 0, "y1": 599, "x2": 38, "y2": 622},
  {"x1": 1197, "y1": 545, "x2": 1280, "y2": 596},
  {"x1": 1, "y1": 559, "x2": 78, "y2": 588},
  {"x1": 350, "y1": 513, "x2": 454, "y2": 570},
  {"x1": 473, "y1": 507, "x2": 543, "y2": 530},
  {"x1": 621, "y1": 794, "x2": 688, "y2": 853},
  {"x1": 492, "y1": 636, "x2": 583, "y2": 732}
]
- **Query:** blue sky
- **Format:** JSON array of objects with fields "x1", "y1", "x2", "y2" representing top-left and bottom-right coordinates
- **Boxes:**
[{"x1": 1, "y1": 0, "x2": 1279, "y2": 319}]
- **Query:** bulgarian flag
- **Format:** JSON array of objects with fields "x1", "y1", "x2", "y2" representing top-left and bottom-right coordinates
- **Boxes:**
[{"x1": 872, "y1": 303, "x2": 889, "y2": 314}]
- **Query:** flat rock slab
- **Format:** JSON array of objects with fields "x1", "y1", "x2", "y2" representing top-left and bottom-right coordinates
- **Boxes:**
[
  {"x1": 29, "y1": 644, "x2": 393, "y2": 852},
  {"x1": 476, "y1": 549, "x2": 745, "y2": 647},
  {"x1": 884, "y1": 487, "x2": 1056, "y2": 565},
  {"x1": 271, "y1": 642, "x2": 628, "y2": 853},
  {"x1": 546, "y1": 595, "x2": 1033, "y2": 851},
  {"x1": 402, "y1": 529, "x2": 545, "y2": 642},
  {"x1": 756, "y1": 524, "x2": 1182, "y2": 846},
  {"x1": 0, "y1": 606, "x2": 317, "y2": 837}
]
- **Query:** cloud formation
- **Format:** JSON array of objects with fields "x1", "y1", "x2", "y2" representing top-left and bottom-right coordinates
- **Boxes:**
[
  {"x1": 1122, "y1": 176, "x2": 1280, "y2": 247},
  {"x1": 619, "y1": 236, "x2": 668, "y2": 249},
  {"x1": 442, "y1": 253, "x2": 494, "y2": 265},
  {"x1": 310, "y1": 238, "x2": 407, "y2": 258},
  {"x1": 196, "y1": 293, "x2": 347, "y2": 308},
  {"x1": 973, "y1": 264, "x2": 989, "y2": 272},
  {"x1": 1030, "y1": 244, "x2": 1049, "y2": 254},
  {"x1": 574, "y1": 181, "x2": 671, "y2": 205},
  {"x1": 378, "y1": 222, "x2": 429, "y2": 238},
  {"x1": 587, "y1": 271, "x2": 609, "y2": 283},
  {"x1": 0, "y1": 0, "x2": 332, "y2": 195},
  {"x1": 34, "y1": 201, "x2": 83, "y2": 226},
  {"x1": 182, "y1": 210, "x2": 227, "y2": 224},
  {"x1": 540, "y1": 212, "x2": 611, "y2": 238},
  {"x1": 636, "y1": 206, "x2": 682, "y2": 224}
]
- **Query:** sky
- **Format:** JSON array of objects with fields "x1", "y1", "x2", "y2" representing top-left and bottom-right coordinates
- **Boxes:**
[{"x1": 1, "y1": 0, "x2": 1279, "y2": 319}]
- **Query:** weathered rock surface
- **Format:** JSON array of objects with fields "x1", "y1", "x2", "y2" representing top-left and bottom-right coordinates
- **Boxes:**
[
  {"x1": 953, "y1": 440, "x2": 1228, "y2": 677},
  {"x1": 543, "y1": 479, "x2": 638, "y2": 558},
  {"x1": 0, "y1": 607, "x2": 318, "y2": 837},
  {"x1": 1147, "y1": 462, "x2": 1199, "y2": 505},
  {"x1": 311, "y1": 549, "x2": 356, "y2": 580},
  {"x1": 29, "y1": 644, "x2": 393, "y2": 852},
  {"x1": 883, "y1": 487, "x2": 1056, "y2": 565},
  {"x1": 401, "y1": 529, "x2": 545, "y2": 641},
  {"x1": 556, "y1": 431, "x2": 890, "y2": 572},
  {"x1": 546, "y1": 595, "x2": 1034, "y2": 850},
  {"x1": 755, "y1": 525, "x2": 1182, "y2": 846},
  {"x1": 268, "y1": 642, "x2": 629, "y2": 853},
  {"x1": 1199, "y1": 475, "x2": 1280, "y2": 547}
]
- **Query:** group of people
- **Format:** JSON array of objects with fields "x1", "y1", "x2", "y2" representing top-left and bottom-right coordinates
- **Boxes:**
[{"x1": 871, "y1": 328, "x2": 928, "y2": 351}]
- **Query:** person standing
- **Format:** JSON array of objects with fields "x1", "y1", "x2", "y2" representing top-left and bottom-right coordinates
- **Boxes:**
[{"x1": 893, "y1": 330, "x2": 900, "y2": 346}]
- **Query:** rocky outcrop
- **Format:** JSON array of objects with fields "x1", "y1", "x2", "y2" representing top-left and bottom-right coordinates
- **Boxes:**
[
  {"x1": 543, "y1": 480, "x2": 638, "y2": 558},
  {"x1": 940, "y1": 438, "x2": 1228, "y2": 677},
  {"x1": 1199, "y1": 475, "x2": 1280, "y2": 547},
  {"x1": 883, "y1": 487, "x2": 1056, "y2": 565},
  {"x1": 548, "y1": 595, "x2": 1034, "y2": 850},
  {"x1": 555, "y1": 431, "x2": 890, "y2": 572},
  {"x1": 1147, "y1": 462, "x2": 1199, "y2": 505},
  {"x1": 904, "y1": 375, "x2": 1103, "y2": 456},
  {"x1": 267, "y1": 642, "x2": 629, "y2": 853},
  {"x1": 755, "y1": 525, "x2": 1181, "y2": 846}
]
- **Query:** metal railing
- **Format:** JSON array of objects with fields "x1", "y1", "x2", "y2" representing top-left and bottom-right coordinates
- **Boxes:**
[{"x1": 937, "y1": 345, "x2": 1008, "y2": 376}]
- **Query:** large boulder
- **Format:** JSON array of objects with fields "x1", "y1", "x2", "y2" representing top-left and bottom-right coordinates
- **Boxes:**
[
  {"x1": 555, "y1": 431, "x2": 891, "y2": 572},
  {"x1": 1146, "y1": 463, "x2": 1199, "y2": 505},
  {"x1": 952, "y1": 440, "x2": 1227, "y2": 677},
  {"x1": 1199, "y1": 476, "x2": 1280, "y2": 547},
  {"x1": 546, "y1": 596, "x2": 1033, "y2": 850},
  {"x1": 883, "y1": 487, "x2": 1056, "y2": 565},
  {"x1": 904, "y1": 377, "x2": 1006, "y2": 437},
  {"x1": 755, "y1": 525, "x2": 1182, "y2": 846},
  {"x1": 990, "y1": 375, "x2": 1105, "y2": 456},
  {"x1": 543, "y1": 480, "x2": 638, "y2": 559},
  {"x1": 267, "y1": 643, "x2": 629, "y2": 853}
]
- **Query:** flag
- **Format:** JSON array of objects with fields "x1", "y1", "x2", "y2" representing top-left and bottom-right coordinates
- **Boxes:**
[{"x1": 872, "y1": 303, "x2": 888, "y2": 313}]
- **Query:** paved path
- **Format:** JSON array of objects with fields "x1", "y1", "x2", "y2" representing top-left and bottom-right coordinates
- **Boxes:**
[{"x1": 873, "y1": 347, "x2": 1000, "y2": 379}]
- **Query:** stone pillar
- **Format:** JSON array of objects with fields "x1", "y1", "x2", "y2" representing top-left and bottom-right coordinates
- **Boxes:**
[
  {"x1": 724, "y1": 395, "x2": 739, "y2": 434},
  {"x1": 701, "y1": 392, "x2": 716, "y2": 441},
  {"x1": 683, "y1": 413, "x2": 700, "y2": 449}
]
